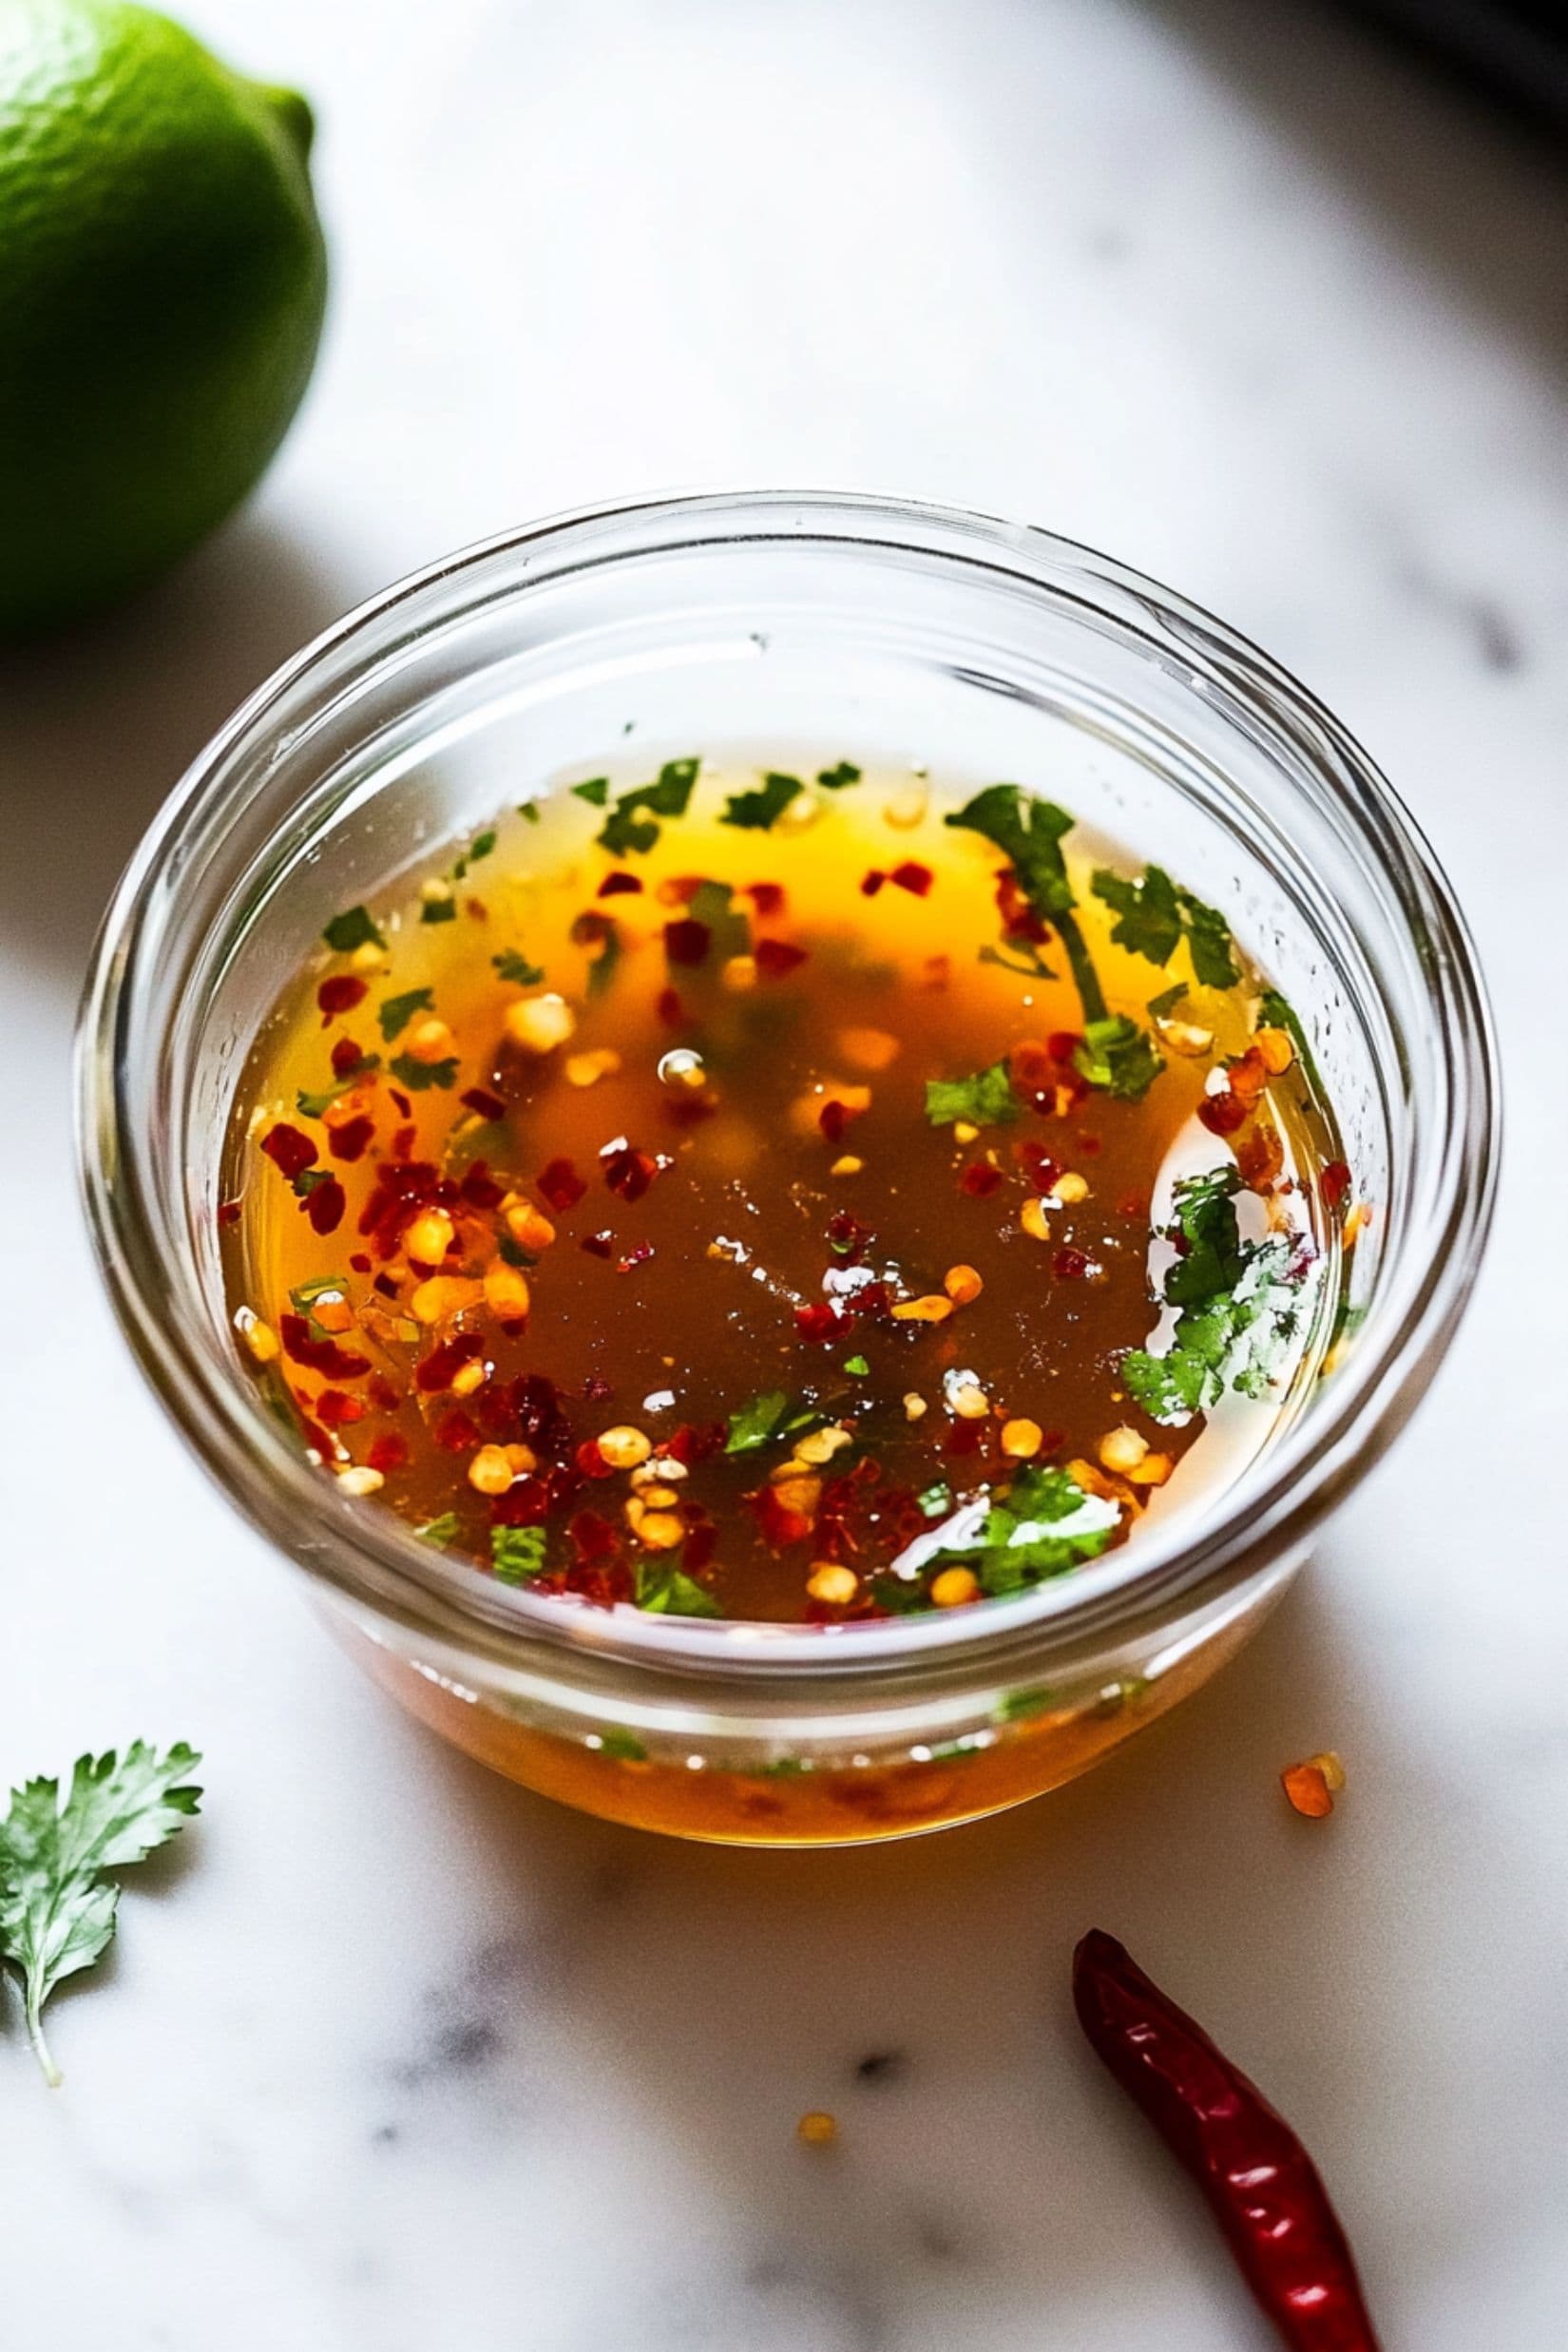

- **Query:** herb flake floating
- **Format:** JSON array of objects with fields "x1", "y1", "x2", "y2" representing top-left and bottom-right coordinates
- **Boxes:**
[
  {"x1": 223, "y1": 757, "x2": 1345, "y2": 1623},
  {"x1": 0, "y1": 1743, "x2": 202, "y2": 2085}
]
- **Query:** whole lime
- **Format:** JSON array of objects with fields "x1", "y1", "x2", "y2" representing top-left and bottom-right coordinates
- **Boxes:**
[{"x1": 0, "y1": 0, "x2": 327, "y2": 635}]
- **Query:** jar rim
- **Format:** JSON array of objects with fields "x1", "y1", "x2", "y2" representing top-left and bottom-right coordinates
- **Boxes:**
[{"x1": 76, "y1": 488, "x2": 1500, "y2": 1697}]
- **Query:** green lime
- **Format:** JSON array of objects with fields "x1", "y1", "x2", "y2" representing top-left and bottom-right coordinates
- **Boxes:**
[{"x1": 0, "y1": 0, "x2": 327, "y2": 635}]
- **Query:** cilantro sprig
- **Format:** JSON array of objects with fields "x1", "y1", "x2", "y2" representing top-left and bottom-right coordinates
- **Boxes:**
[
  {"x1": 723, "y1": 1390, "x2": 819, "y2": 1455},
  {"x1": 1121, "y1": 1168, "x2": 1310, "y2": 1423},
  {"x1": 1091, "y1": 865, "x2": 1238, "y2": 989},
  {"x1": 0, "y1": 1743, "x2": 202, "y2": 2085},
  {"x1": 635, "y1": 1563, "x2": 721, "y2": 1617},
  {"x1": 945, "y1": 786, "x2": 1163, "y2": 1101}
]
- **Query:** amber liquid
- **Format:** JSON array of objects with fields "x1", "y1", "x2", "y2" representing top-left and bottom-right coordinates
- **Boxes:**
[{"x1": 222, "y1": 767, "x2": 1336, "y2": 1626}]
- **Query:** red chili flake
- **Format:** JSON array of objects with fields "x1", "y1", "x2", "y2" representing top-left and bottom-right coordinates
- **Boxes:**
[
  {"x1": 1053, "y1": 1245, "x2": 1090, "y2": 1281},
  {"x1": 889, "y1": 860, "x2": 933, "y2": 897},
  {"x1": 1237, "y1": 1122, "x2": 1285, "y2": 1191},
  {"x1": 1321, "y1": 1159, "x2": 1352, "y2": 1210},
  {"x1": 305, "y1": 1176, "x2": 347, "y2": 1235},
  {"x1": 389, "y1": 1123, "x2": 415, "y2": 1160},
  {"x1": 755, "y1": 937, "x2": 808, "y2": 979},
  {"x1": 1115, "y1": 1194, "x2": 1149, "y2": 1222},
  {"x1": 350, "y1": 1252, "x2": 372, "y2": 1273},
  {"x1": 601, "y1": 1139, "x2": 661, "y2": 1201},
  {"x1": 465, "y1": 898, "x2": 488, "y2": 922},
  {"x1": 794, "y1": 1301, "x2": 845, "y2": 1343},
  {"x1": 572, "y1": 908, "x2": 616, "y2": 949},
  {"x1": 997, "y1": 871, "x2": 1050, "y2": 944},
  {"x1": 656, "y1": 985, "x2": 687, "y2": 1028},
  {"x1": 1076, "y1": 1131, "x2": 1103, "y2": 1157},
  {"x1": 1227, "y1": 1046, "x2": 1271, "y2": 1106},
  {"x1": 581, "y1": 1230, "x2": 615, "y2": 1259},
  {"x1": 415, "y1": 1332, "x2": 485, "y2": 1393},
  {"x1": 744, "y1": 881, "x2": 785, "y2": 916},
  {"x1": 538, "y1": 1157, "x2": 587, "y2": 1211},
  {"x1": 217, "y1": 1198, "x2": 242, "y2": 1227},
  {"x1": 617, "y1": 1243, "x2": 655, "y2": 1274},
  {"x1": 261, "y1": 1122, "x2": 317, "y2": 1180},
  {"x1": 460, "y1": 1159, "x2": 506, "y2": 1211},
  {"x1": 666, "y1": 1421, "x2": 725, "y2": 1466},
  {"x1": 331, "y1": 1035, "x2": 368, "y2": 1079},
  {"x1": 945, "y1": 1417, "x2": 985, "y2": 1457},
  {"x1": 1042, "y1": 1030, "x2": 1076, "y2": 1061},
  {"x1": 317, "y1": 974, "x2": 367, "y2": 1023},
  {"x1": 373, "y1": 1272, "x2": 400, "y2": 1299},
  {"x1": 860, "y1": 870, "x2": 887, "y2": 897},
  {"x1": 367, "y1": 1432, "x2": 409, "y2": 1474},
  {"x1": 959, "y1": 1160, "x2": 1003, "y2": 1197},
  {"x1": 598, "y1": 870, "x2": 642, "y2": 897},
  {"x1": 663, "y1": 916, "x2": 712, "y2": 966},
  {"x1": 826, "y1": 1209, "x2": 874, "y2": 1263},
  {"x1": 368, "y1": 1374, "x2": 401, "y2": 1413},
  {"x1": 574, "y1": 1441, "x2": 616, "y2": 1481},
  {"x1": 660, "y1": 874, "x2": 707, "y2": 907},
  {"x1": 1197, "y1": 1089, "x2": 1249, "y2": 1138},
  {"x1": 462, "y1": 1085, "x2": 507, "y2": 1122},
  {"x1": 923, "y1": 954, "x2": 951, "y2": 990},
  {"x1": 280, "y1": 1315, "x2": 370, "y2": 1380},
  {"x1": 1015, "y1": 1139, "x2": 1061, "y2": 1194},
  {"x1": 818, "y1": 1099, "x2": 853, "y2": 1144},
  {"x1": 682, "y1": 1517, "x2": 718, "y2": 1574},
  {"x1": 851, "y1": 1279, "x2": 893, "y2": 1321},
  {"x1": 314, "y1": 1388, "x2": 366, "y2": 1429},
  {"x1": 749, "y1": 1482, "x2": 814, "y2": 1549},
  {"x1": 434, "y1": 1409, "x2": 480, "y2": 1452},
  {"x1": 390, "y1": 1087, "x2": 412, "y2": 1119},
  {"x1": 490, "y1": 1477, "x2": 553, "y2": 1529},
  {"x1": 296, "y1": 1411, "x2": 338, "y2": 1464},
  {"x1": 663, "y1": 1095, "x2": 716, "y2": 1128},
  {"x1": 329, "y1": 1116, "x2": 374, "y2": 1164},
  {"x1": 568, "y1": 1508, "x2": 621, "y2": 1565}
]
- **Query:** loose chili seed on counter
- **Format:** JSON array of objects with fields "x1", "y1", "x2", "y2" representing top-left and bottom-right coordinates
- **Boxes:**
[{"x1": 220, "y1": 756, "x2": 1349, "y2": 1624}]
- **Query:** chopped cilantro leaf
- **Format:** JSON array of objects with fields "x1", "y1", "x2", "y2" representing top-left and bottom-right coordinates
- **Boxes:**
[
  {"x1": 945, "y1": 784, "x2": 1077, "y2": 919},
  {"x1": 598, "y1": 1729, "x2": 648, "y2": 1760},
  {"x1": 721, "y1": 772, "x2": 802, "y2": 831},
  {"x1": 420, "y1": 895, "x2": 457, "y2": 925},
  {"x1": 917, "y1": 1482, "x2": 953, "y2": 1520},
  {"x1": 390, "y1": 1052, "x2": 458, "y2": 1091},
  {"x1": 417, "y1": 1513, "x2": 460, "y2": 1549},
  {"x1": 686, "y1": 879, "x2": 751, "y2": 961},
  {"x1": 518, "y1": 801, "x2": 541, "y2": 824},
  {"x1": 296, "y1": 1061, "x2": 379, "y2": 1119},
  {"x1": 928, "y1": 1463, "x2": 1120, "y2": 1596},
  {"x1": 597, "y1": 757, "x2": 700, "y2": 857},
  {"x1": 1091, "y1": 865, "x2": 1239, "y2": 989},
  {"x1": 571, "y1": 776, "x2": 611, "y2": 808},
  {"x1": 322, "y1": 905, "x2": 384, "y2": 954},
  {"x1": 292, "y1": 1165, "x2": 333, "y2": 1198},
  {"x1": 925, "y1": 1059, "x2": 1018, "y2": 1129},
  {"x1": 584, "y1": 923, "x2": 622, "y2": 998},
  {"x1": 870, "y1": 1574, "x2": 928, "y2": 1615},
  {"x1": 1259, "y1": 988, "x2": 1323, "y2": 1093},
  {"x1": 844, "y1": 1354, "x2": 870, "y2": 1377},
  {"x1": 634, "y1": 1563, "x2": 721, "y2": 1617},
  {"x1": 491, "y1": 1526, "x2": 548, "y2": 1583},
  {"x1": 492, "y1": 948, "x2": 545, "y2": 985},
  {"x1": 724, "y1": 1390, "x2": 817, "y2": 1454},
  {"x1": 290, "y1": 1274, "x2": 349, "y2": 1318},
  {"x1": 816, "y1": 761, "x2": 862, "y2": 790},
  {"x1": 1147, "y1": 982, "x2": 1187, "y2": 1020},
  {"x1": 468, "y1": 829, "x2": 497, "y2": 862},
  {"x1": 1075, "y1": 1015, "x2": 1163, "y2": 1100},
  {"x1": 377, "y1": 987, "x2": 433, "y2": 1042}
]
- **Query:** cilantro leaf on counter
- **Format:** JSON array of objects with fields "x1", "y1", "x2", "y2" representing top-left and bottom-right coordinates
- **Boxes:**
[
  {"x1": 634, "y1": 1563, "x2": 722, "y2": 1617},
  {"x1": 377, "y1": 987, "x2": 433, "y2": 1042},
  {"x1": 1121, "y1": 1167, "x2": 1310, "y2": 1423},
  {"x1": 721, "y1": 772, "x2": 802, "y2": 832},
  {"x1": 1074, "y1": 1016, "x2": 1163, "y2": 1101},
  {"x1": 597, "y1": 757, "x2": 701, "y2": 857},
  {"x1": 322, "y1": 904, "x2": 384, "y2": 955},
  {"x1": 0, "y1": 1743, "x2": 202, "y2": 2086},
  {"x1": 491, "y1": 1526, "x2": 548, "y2": 1583},
  {"x1": 389, "y1": 1052, "x2": 458, "y2": 1091},
  {"x1": 928, "y1": 1464, "x2": 1120, "y2": 1596},
  {"x1": 925, "y1": 1059, "x2": 1018, "y2": 1129},
  {"x1": 1091, "y1": 865, "x2": 1239, "y2": 989}
]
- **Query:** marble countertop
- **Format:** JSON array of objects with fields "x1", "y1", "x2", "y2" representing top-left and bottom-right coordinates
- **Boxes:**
[{"x1": 3, "y1": 1, "x2": 1565, "y2": 2343}]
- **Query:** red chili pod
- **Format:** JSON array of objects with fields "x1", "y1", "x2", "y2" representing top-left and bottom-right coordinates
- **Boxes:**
[{"x1": 1073, "y1": 1931, "x2": 1381, "y2": 2351}]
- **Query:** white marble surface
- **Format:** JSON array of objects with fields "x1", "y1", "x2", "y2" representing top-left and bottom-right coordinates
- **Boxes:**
[{"x1": 2, "y1": 1, "x2": 1565, "y2": 2342}]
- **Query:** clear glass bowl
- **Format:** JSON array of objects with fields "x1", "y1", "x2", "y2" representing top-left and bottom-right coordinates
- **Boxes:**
[{"x1": 77, "y1": 491, "x2": 1498, "y2": 1844}]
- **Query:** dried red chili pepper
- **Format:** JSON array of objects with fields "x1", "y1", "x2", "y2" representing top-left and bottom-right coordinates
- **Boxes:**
[{"x1": 1073, "y1": 1931, "x2": 1381, "y2": 2351}]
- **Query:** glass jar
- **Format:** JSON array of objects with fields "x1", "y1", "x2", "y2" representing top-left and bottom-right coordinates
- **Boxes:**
[{"x1": 77, "y1": 491, "x2": 1498, "y2": 1845}]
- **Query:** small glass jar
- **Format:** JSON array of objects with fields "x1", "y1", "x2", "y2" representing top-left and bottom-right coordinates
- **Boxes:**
[{"x1": 78, "y1": 492, "x2": 1498, "y2": 1845}]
